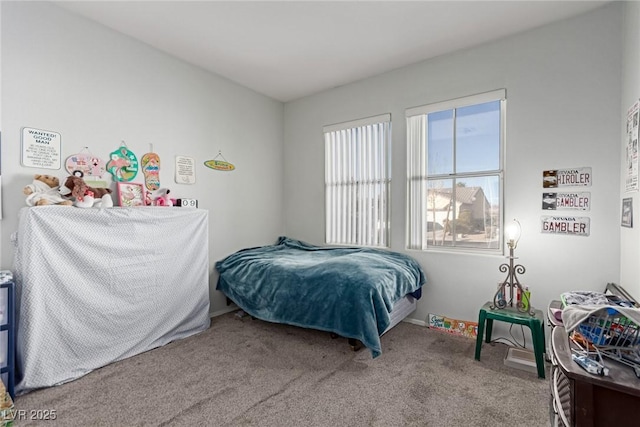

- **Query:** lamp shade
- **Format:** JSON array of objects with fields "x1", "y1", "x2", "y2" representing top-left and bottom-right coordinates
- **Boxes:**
[{"x1": 505, "y1": 219, "x2": 521, "y2": 249}]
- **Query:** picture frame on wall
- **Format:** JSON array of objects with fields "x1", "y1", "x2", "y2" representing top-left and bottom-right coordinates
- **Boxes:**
[
  {"x1": 622, "y1": 197, "x2": 633, "y2": 228},
  {"x1": 117, "y1": 182, "x2": 145, "y2": 207}
]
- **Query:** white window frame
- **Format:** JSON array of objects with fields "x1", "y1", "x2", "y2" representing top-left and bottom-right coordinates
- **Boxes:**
[
  {"x1": 406, "y1": 89, "x2": 506, "y2": 253},
  {"x1": 324, "y1": 114, "x2": 391, "y2": 248}
]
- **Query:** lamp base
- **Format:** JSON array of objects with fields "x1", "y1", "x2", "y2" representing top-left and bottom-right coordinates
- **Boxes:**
[{"x1": 491, "y1": 246, "x2": 533, "y2": 315}]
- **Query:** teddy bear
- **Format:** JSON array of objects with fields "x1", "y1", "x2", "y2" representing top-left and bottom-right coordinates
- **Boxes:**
[
  {"x1": 58, "y1": 175, "x2": 113, "y2": 208},
  {"x1": 23, "y1": 174, "x2": 73, "y2": 206}
]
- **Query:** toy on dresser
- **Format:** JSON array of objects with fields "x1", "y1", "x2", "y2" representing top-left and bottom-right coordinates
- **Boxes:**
[
  {"x1": 23, "y1": 174, "x2": 73, "y2": 206},
  {"x1": 146, "y1": 188, "x2": 175, "y2": 206},
  {"x1": 58, "y1": 175, "x2": 113, "y2": 208}
]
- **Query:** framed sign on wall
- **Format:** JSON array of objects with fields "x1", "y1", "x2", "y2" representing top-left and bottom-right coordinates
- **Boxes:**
[
  {"x1": 117, "y1": 182, "x2": 145, "y2": 207},
  {"x1": 622, "y1": 198, "x2": 633, "y2": 228},
  {"x1": 21, "y1": 127, "x2": 61, "y2": 170},
  {"x1": 175, "y1": 155, "x2": 196, "y2": 184}
]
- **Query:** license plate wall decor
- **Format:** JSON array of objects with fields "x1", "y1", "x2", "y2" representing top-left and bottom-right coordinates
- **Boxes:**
[
  {"x1": 542, "y1": 192, "x2": 591, "y2": 211},
  {"x1": 541, "y1": 216, "x2": 590, "y2": 236},
  {"x1": 543, "y1": 167, "x2": 592, "y2": 188}
]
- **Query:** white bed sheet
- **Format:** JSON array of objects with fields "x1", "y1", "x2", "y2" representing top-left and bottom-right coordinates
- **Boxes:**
[{"x1": 12, "y1": 206, "x2": 211, "y2": 394}]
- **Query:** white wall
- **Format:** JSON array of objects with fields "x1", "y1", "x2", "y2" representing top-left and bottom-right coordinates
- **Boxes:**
[
  {"x1": 284, "y1": 4, "x2": 623, "y2": 329},
  {"x1": 0, "y1": 2, "x2": 285, "y2": 316},
  {"x1": 620, "y1": 2, "x2": 640, "y2": 301},
  {"x1": 0, "y1": 1, "x2": 628, "y2": 341}
]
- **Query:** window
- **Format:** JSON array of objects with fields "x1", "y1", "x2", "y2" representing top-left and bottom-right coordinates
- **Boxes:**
[
  {"x1": 324, "y1": 114, "x2": 391, "y2": 247},
  {"x1": 406, "y1": 89, "x2": 505, "y2": 251}
]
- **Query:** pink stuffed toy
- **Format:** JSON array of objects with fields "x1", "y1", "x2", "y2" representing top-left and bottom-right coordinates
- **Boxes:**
[{"x1": 149, "y1": 188, "x2": 174, "y2": 206}]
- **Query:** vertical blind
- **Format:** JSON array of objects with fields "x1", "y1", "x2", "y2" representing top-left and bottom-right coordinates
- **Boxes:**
[
  {"x1": 324, "y1": 114, "x2": 391, "y2": 247},
  {"x1": 406, "y1": 114, "x2": 427, "y2": 249}
]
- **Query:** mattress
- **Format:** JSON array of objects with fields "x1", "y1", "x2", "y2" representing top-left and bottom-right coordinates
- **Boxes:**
[{"x1": 383, "y1": 294, "x2": 417, "y2": 335}]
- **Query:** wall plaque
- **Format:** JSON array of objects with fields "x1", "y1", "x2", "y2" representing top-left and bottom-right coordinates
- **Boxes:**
[
  {"x1": 21, "y1": 127, "x2": 61, "y2": 170},
  {"x1": 543, "y1": 167, "x2": 592, "y2": 188},
  {"x1": 542, "y1": 192, "x2": 591, "y2": 211},
  {"x1": 541, "y1": 216, "x2": 590, "y2": 236}
]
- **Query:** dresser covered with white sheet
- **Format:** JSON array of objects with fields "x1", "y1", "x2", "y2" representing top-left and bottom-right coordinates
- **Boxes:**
[{"x1": 12, "y1": 206, "x2": 211, "y2": 395}]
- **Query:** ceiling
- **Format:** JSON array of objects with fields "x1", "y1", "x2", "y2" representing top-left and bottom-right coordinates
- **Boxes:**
[{"x1": 55, "y1": 1, "x2": 611, "y2": 103}]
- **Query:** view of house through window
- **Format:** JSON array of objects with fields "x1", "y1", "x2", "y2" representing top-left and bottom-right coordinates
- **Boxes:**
[
  {"x1": 407, "y1": 90, "x2": 505, "y2": 251},
  {"x1": 324, "y1": 114, "x2": 391, "y2": 248}
]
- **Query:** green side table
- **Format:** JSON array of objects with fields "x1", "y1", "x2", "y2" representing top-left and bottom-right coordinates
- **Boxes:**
[{"x1": 474, "y1": 301, "x2": 546, "y2": 379}]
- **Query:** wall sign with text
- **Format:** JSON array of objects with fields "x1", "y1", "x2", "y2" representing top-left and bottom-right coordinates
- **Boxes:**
[
  {"x1": 541, "y1": 216, "x2": 590, "y2": 236},
  {"x1": 542, "y1": 192, "x2": 591, "y2": 211},
  {"x1": 543, "y1": 167, "x2": 592, "y2": 188},
  {"x1": 175, "y1": 155, "x2": 196, "y2": 184},
  {"x1": 21, "y1": 127, "x2": 61, "y2": 170}
]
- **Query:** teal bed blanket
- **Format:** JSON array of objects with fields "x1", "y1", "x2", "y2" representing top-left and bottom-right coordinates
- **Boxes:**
[{"x1": 215, "y1": 237, "x2": 426, "y2": 358}]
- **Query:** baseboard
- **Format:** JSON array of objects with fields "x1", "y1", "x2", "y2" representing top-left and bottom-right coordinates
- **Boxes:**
[
  {"x1": 402, "y1": 317, "x2": 427, "y2": 327},
  {"x1": 210, "y1": 306, "x2": 238, "y2": 318}
]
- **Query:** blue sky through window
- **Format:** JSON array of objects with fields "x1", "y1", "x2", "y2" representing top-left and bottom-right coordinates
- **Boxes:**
[{"x1": 427, "y1": 100, "x2": 501, "y2": 206}]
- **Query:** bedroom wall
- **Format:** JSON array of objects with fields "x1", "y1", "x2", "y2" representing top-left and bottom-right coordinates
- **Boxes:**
[
  {"x1": 620, "y1": 1, "x2": 640, "y2": 301},
  {"x1": 283, "y1": 3, "x2": 623, "y2": 333},
  {"x1": 0, "y1": 1, "x2": 285, "y2": 316}
]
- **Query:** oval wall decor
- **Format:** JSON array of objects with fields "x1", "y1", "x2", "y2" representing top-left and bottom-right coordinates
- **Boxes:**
[{"x1": 204, "y1": 159, "x2": 235, "y2": 171}]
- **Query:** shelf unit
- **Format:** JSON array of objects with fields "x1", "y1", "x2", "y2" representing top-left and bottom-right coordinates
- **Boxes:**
[
  {"x1": 547, "y1": 284, "x2": 640, "y2": 426},
  {"x1": 0, "y1": 281, "x2": 15, "y2": 399}
]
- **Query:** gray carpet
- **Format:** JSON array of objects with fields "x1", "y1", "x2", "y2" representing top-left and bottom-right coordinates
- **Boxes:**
[{"x1": 15, "y1": 312, "x2": 550, "y2": 426}]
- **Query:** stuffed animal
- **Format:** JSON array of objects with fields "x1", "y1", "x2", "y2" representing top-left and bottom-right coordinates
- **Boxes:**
[
  {"x1": 23, "y1": 174, "x2": 73, "y2": 206},
  {"x1": 149, "y1": 188, "x2": 174, "y2": 206},
  {"x1": 59, "y1": 175, "x2": 113, "y2": 208}
]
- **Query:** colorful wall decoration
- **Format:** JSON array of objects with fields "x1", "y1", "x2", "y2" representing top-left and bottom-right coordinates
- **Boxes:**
[
  {"x1": 106, "y1": 142, "x2": 138, "y2": 182},
  {"x1": 427, "y1": 313, "x2": 478, "y2": 339}
]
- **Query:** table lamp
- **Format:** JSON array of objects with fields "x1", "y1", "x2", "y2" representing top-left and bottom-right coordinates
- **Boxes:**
[{"x1": 491, "y1": 219, "x2": 534, "y2": 315}]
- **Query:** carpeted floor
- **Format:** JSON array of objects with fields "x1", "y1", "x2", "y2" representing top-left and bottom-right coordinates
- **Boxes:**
[{"x1": 15, "y1": 312, "x2": 550, "y2": 426}]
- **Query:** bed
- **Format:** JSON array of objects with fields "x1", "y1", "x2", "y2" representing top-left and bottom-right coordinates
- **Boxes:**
[{"x1": 215, "y1": 236, "x2": 425, "y2": 358}]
